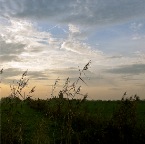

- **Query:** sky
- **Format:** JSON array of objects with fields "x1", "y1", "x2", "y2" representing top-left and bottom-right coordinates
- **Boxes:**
[{"x1": 0, "y1": 0, "x2": 145, "y2": 100}]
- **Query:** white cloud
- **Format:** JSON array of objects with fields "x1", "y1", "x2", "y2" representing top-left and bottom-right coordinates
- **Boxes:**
[
  {"x1": 130, "y1": 22, "x2": 145, "y2": 40},
  {"x1": 68, "y1": 24, "x2": 80, "y2": 33},
  {"x1": 130, "y1": 22, "x2": 143, "y2": 32},
  {"x1": 61, "y1": 40, "x2": 89, "y2": 54},
  {"x1": 0, "y1": 17, "x2": 105, "y2": 72},
  {"x1": 0, "y1": 18, "x2": 50, "y2": 46},
  {"x1": 1, "y1": 17, "x2": 144, "y2": 74},
  {"x1": 2, "y1": 20, "x2": 144, "y2": 77}
]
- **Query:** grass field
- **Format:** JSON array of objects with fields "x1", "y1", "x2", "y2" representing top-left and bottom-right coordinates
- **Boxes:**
[
  {"x1": 1, "y1": 97, "x2": 145, "y2": 144},
  {"x1": 1, "y1": 65, "x2": 145, "y2": 143}
]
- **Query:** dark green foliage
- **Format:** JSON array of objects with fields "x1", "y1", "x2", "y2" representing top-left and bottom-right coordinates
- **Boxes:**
[
  {"x1": 1, "y1": 63, "x2": 145, "y2": 143},
  {"x1": 104, "y1": 96, "x2": 145, "y2": 144},
  {"x1": 1, "y1": 97, "x2": 145, "y2": 144}
]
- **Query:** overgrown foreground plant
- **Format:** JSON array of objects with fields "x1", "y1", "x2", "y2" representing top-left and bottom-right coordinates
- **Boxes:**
[
  {"x1": 106, "y1": 95, "x2": 145, "y2": 144},
  {"x1": 1, "y1": 63, "x2": 145, "y2": 144},
  {"x1": 1, "y1": 70, "x2": 36, "y2": 144},
  {"x1": 27, "y1": 60, "x2": 92, "y2": 143}
]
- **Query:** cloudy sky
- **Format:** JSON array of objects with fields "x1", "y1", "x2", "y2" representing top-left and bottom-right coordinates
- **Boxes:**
[{"x1": 0, "y1": 0, "x2": 145, "y2": 100}]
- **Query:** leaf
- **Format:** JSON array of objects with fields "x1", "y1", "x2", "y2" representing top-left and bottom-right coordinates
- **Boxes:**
[{"x1": 79, "y1": 77, "x2": 87, "y2": 85}]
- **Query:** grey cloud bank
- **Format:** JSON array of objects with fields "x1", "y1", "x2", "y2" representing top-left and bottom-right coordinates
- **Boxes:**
[
  {"x1": 0, "y1": 39, "x2": 26, "y2": 55},
  {"x1": 1, "y1": 0, "x2": 145, "y2": 27}
]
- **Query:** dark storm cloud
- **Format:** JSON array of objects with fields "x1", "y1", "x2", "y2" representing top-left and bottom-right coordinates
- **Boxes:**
[
  {"x1": 28, "y1": 71, "x2": 49, "y2": 80},
  {"x1": 2, "y1": 68, "x2": 23, "y2": 77},
  {"x1": 106, "y1": 64, "x2": 145, "y2": 75},
  {"x1": 108, "y1": 55, "x2": 123, "y2": 59},
  {"x1": 0, "y1": 39, "x2": 26, "y2": 55},
  {"x1": 0, "y1": 39, "x2": 26, "y2": 62},
  {"x1": 0, "y1": 55, "x2": 20, "y2": 62},
  {"x1": 2, "y1": 68, "x2": 50, "y2": 82}
]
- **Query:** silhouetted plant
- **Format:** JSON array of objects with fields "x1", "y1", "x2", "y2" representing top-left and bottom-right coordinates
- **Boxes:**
[
  {"x1": 108, "y1": 94, "x2": 140, "y2": 144},
  {"x1": 9, "y1": 70, "x2": 36, "y2": 100},
  {"x1": 1, "y1": 62, "x2": 145, "y2": 144}
]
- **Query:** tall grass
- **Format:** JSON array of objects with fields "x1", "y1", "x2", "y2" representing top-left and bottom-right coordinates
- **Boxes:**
[{"x1": 1, "y1": 62, "x2": 145, "y2": 144}]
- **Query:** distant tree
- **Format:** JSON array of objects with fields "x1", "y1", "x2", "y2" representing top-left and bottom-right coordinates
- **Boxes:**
[{"x1": 58, "y1": 90, "x2": 63, "y2": 99}]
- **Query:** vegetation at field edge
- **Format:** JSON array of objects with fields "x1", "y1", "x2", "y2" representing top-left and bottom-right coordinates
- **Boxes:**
[{"x1": 0, "y1": 63, "x2": 145, "y2": 144}]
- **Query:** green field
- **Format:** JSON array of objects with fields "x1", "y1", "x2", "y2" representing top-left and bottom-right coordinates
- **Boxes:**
[{"x1": 1, "y1": 97, "x2": 145, "y2": 144}]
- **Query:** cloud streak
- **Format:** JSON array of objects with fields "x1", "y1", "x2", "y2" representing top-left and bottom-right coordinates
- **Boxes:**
[{"x1": 106, "y1": 64, "x2": 145, "y2": 75}]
